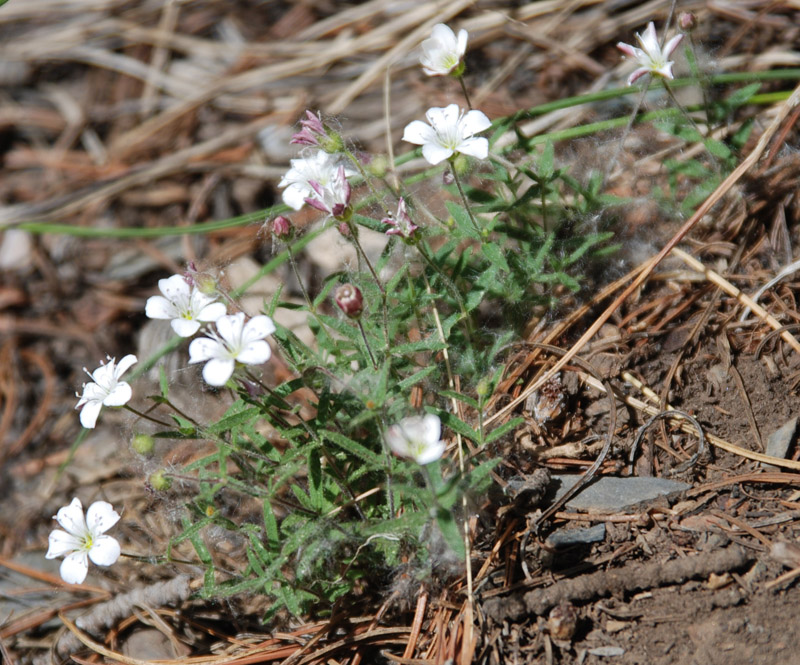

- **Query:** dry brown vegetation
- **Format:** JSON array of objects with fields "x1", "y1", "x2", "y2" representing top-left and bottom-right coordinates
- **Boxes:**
[{"x1": 2, "y1": 1, "x2": 800, "y2": 664}]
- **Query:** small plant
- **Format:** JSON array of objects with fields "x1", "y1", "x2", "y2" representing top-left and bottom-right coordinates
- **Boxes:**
[{"x1": 49, "y1": 17, "x2": 786, "y2": 622}]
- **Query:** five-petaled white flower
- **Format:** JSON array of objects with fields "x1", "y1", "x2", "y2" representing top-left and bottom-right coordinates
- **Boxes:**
[
  {"x1": 278, "y1": 151, "x2": 356, "y2": 211},
  {"x1": 145, "y1": 274, "x2": 227, "y2": 337},
  {"x1": 385, "y1": 414, "x2": 446, "y2": 465},
  {"x1": 75, "y1": 354, "x2": 137, "y2": 429},
  {"x1": 617, "y1": 22, "x2": 683, "y2": 86},
  {"x1": 46, "y1": 498, "x2": 121, "y2": 584},
  {"x1": 402, "y1": 104, "x2": 491, "y2": 165},
  {"x1": 420, "y1": 23, "x2": 468, "y2": 76},
  {"x1": 188, "y1": 312, "x2": 276, "y2": 387}
]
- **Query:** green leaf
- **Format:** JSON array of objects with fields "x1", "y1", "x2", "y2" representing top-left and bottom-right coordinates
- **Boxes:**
[
  {"x1": 482, "y1": 242, "x2": 510, "y2": 272},
  {"x1": 435, "y1": 508, "x2": 466, "y2": 559},
  {"x1": 396, "y1": 365, "x2": 439, "y2": 391},
  {"x1": 725, "y1": 83, "x2": 761, "y2": 108},
  {"x1": 206, "y1": 400, "x2": 259, "y2": 435},
  {"x1": 439, "y1": 389, "x2": 479, "y2": 410},
  {"x1": 445, "y1": 200, "x2": 480, "y2": 240},
  {"x1": 159, "y1": 364, "x2": 169, "y2": 399},
  {"x1": 392, "y1": 338, "x2": 447, "y2": 354},
  {"x1": 322, "y1": 430, "x2": 383, "y2": 467},
  {"x1": 539, "y1": 140, "x2": 555, "y2": 180},
  {"x1": 484, "y1": 417, "x2": 524, "y2": 445},
  {"x1": 436, "y1": 410, "x2": 479, "y2": 443}
]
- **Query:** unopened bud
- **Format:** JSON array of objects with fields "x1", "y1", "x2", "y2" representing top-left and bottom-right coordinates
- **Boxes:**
[
  {"x1": 271, "y1": 215, "x2": 293, "y2": 241},
  {"x1": 367, "y1": 154, "x2": 389, "y2": 178},
  {"x1": 476, "y1": 378, "x2": 491, "y2": 397},
  {"x1": 194, "y1": 273, "x2": 219, "y2": 296},
  {"x1": 337, "y1": 221, "x2": 351, "y2": 237},
  {"x1": 335, "y1": 283, "x2": 363, "y2": 318},
  {"x1": 443, "y1": 170, "x2": 455, "y2": 185},
  {"x1": 131, "y1": 433, "x2": 155, "y2": 456},
  {"x1": 149, "y1": 469, "x2": 172, "y2": 491},
  {"x1": 678, "y1": 11, "x2": 696, "y2": 32}
]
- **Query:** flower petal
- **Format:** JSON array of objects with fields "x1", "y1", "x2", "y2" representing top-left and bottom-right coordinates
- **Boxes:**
[
  {"x1": 171, "y1": 318, "x2": 201, "y2": 337},
  {"x1": 282, "y1": 183, "x2": 310, "y2": 211},
  {"x1": 456, "y1": 28, "x2": 468, "y2": 56},
  {"x1": 461, "y1": 110, "x2": 491, "y2": 135},
  {"x1": 102, "y1": 382, "x2": 132, "y2": 407},
  {"x1": 79, "y1": 400, "x2": 103, "y2": 428},
  {"x1": 202, "y1": 358, "x2": 235, "y2": 386},
  {"x1": 663, "y1": 33, "x2": 684, "y2": 58},
  {"x1": 235, "y1": 341, "x2": 272, "y2": 365},
  {"x1": 159, "y1": 275, "x2": 190, "y2": 301},
  {"x1": 86, "y1": 501, "x2": 120, "y2": 535},
  {"x1": 415, "y1": 439, "x2": 446, "y2": 465},
  {"x1": 88, "y1": 535, "x2": 121, "y2": 567},
  {"x1": 196, "y1": 302, "x2": 227, "y2": 323},
  {"x1": 242, "y1": 315, "x2": 276, "y2": 343},
  {"x1": 402, "y1": 120, "x2": 436, "y2": 146},
  {"x1": 145, "y1": 295, "x2": 177, "y2": 320},
  {"x1": 77, "y1": 382, "x2": 106, "y2": 407},
  {"x1": 60, "y1": 551, "x2": 89, "y2": 585},
  {"x1": 46, "y1": 529, "x2": 82, "y2": 559},
  {"x1": 114, "y1": 355, "x2": 138, "y2": 378},
  {"x1": 216, "y1": 313, "x2": 245, "y2": 345},
  {"x1": 189, "y1": 337, "x2": 222, "y2": 363},
  {"x1": 455, "y1": 137, "x2": 489, "y2": 160},
  {"x1": 421, "y1": 143, "x2": 453, "y2": 165},
  {"x1": 55, "y1": 498, "x2": 86, "y2": 536},
  {"x1": 430, "y1": 23, "x2": 456, "y2": 47},
  {"x1": 420, "y1": 413, "x2": 442, "y2": 442}
]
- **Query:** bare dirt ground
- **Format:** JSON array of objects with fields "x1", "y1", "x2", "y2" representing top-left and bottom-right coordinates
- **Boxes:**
[{"x1": 2, "y1": 1, "x2": 800, "y2": 664}]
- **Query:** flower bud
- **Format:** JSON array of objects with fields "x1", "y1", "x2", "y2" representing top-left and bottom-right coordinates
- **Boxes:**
[
  {"x1": 678, "y1": 11, "x2": 696, "y2": 32},
  {"x1": 476, "y1": 377, "x2": 491, "y2": 397},
  {"x1": 337, "y1": 221, "x2": 351, "y2": 237},
  {"x1": 149, "y1": 469, "x2": 172, "y2": 491},
  {"x1": 270, "y1": 215, "x2": 293, "y2": 241},
  {"x1": 131, "y1": 433, "x2": 155, "y2": 456},
  {"x1": 442, "y1": 170, "x2": 455, "y2": 185},
  {"x1": 367, "y1": 154, "x2": 389, "y2": 178},
  {"x1": 194, "y1": 273, "x2": 219, "y2": 296},
  {"x1": 335, "y1": 283, "x2": 363, "y2": 319}
]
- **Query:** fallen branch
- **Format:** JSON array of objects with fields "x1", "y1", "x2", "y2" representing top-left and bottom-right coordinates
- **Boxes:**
[{"x1": 483, "y1": 545, "x2": 753, "y2": 621}]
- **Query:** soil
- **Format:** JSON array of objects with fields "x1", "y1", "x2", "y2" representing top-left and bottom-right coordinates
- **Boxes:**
[{"x1": 2, "y1": 1, "x2": 800, "y2": 664}]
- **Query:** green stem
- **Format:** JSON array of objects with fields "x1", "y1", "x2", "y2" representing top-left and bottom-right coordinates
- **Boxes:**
[
  {"x1": 123, "y1": 405, "x2": 172, "y2": 428},
  {"x1": 457, "y1": 74, "x2": 473, "y2": 110},
  {"x1": 449, "y1": 165, "x2": 482, "y2": 235},
  {"x1": 357, "y1": 319, "x2": 378, "y2": 369}
]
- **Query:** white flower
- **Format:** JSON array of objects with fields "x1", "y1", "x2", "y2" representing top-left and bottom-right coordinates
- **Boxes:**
[
  {"x1": 617, "y1": 22, "x2": 683, "y2": 85},
  {"x1": 75, "y1": 354, "x2": 137, "y2": 429},
  {"x1": 402, "y1": 104, "x2": 491, "y2": 165},
  {"x1": 46, "y1": 498, "x2": 121, "y2": 584},
  {"x1": 145, "y1": 274, "x2": 227, "y2": 337},
  {"x1": 385, "y1": 414, "x2": 446, "y2": 465},
  {"x1": 188, "y1": 312, "x2": 276, "y2": 386},
  {"x1": 278, "y1": 151, "x2": 356, "y2": 211},
  {"x1": 420, "y1": 23, "x2": 468, "y2": 76}
]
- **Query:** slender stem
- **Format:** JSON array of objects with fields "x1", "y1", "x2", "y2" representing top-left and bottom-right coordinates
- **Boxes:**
[
  {"x1": 457, "y1": 75, "x2": 473, "y2": 110},
  {"x1": 605, "y1": 84, "x2": 647, "y2": 182},
  {"x1": 416, "y1": 241, "x2": 473, "y2": 340},
  {"x1": 287, "y1": 244, "x2": 315, "y2": 312},
  {"x1": 345, "y1": 220, "x2": 391, "y2": 348},
  {"x1": 357, "y1": 319, "x2": 378, "y2": 369},
  {"x1": 344, "y1": 149, "x2": 392, "y2": 217},
  {"x1": 346, "y1": 221, "x2": 384, "y2": 294},
  {"x1": 123, "y1": 405, "x2": 172, "y2": 428},
  {"x1": 449, "y1": 165, "x2": 482, "y2": 235},
  {"x1": 161, "y1": 398, "x2": 200, "y2": 426},
  {"x1": 662, "y1": 79, "x2": 706, "y2": 138},
  {"x1": 684, "y1": 35, "x2": 713, "y2": 127}
]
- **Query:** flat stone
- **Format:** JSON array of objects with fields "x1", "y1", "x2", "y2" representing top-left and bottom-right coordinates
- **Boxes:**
[
  {"x1": 546, "y1": 523, "x2": 606, "y2": 549},
  {"x1": 764, "y1": 417, "x2": 798, "y2": 470},
  {"x1": 551, "y1": 475, "x2": 691, "y2": 513}
]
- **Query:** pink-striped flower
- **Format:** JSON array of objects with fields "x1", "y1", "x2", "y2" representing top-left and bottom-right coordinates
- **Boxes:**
[{"x1": 617, "y1": 22, "x2": 683, "y2": 85}]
